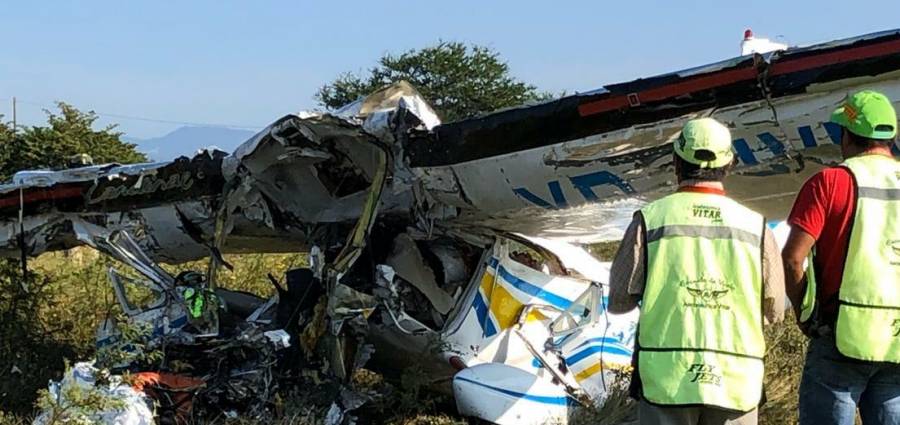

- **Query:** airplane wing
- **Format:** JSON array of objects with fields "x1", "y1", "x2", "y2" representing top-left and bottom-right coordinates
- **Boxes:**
[
  {"x1": 1, "y1": 29, "x2": 899, "y2": 261},
  {"x1": 409, "y1": 29, "x2": 900, "y2": 241}
]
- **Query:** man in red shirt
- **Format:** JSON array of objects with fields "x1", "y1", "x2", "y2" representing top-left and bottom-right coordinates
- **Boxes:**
[{"x1": 783, "y1": 90, "x2": 900, "y2": 425}]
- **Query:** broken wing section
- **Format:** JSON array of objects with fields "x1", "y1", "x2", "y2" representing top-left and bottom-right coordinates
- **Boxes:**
[
  {"x1": 410, "y1": 29, "x2": 900, "y2": 242},
  {"x1": 0, "y1": 152, "x2": 227, "y2": 262}
]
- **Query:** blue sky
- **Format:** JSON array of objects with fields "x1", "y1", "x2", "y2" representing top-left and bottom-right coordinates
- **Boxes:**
[{"x1": 2, "y1": 0, "x2": 899, "y2": 139}]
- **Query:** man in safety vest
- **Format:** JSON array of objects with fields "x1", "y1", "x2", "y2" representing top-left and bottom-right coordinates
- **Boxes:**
[
  {"x1": 609, "y1": 117, "x2": 785, "y2": 425},
  {"x1": 782, "y1": 90, "x2": 900, "y2": 424}
]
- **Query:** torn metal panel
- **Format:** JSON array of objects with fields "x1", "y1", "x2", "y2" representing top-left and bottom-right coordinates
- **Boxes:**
[
  {"x1": 327, "y1": 283, "x2": 377, "y2": 334},
  {"x1": 11, "y1": 160, "x2": 173, "y2": 186},
  {"x1": 334, "y1": 81, "x2": 441, "y2": 129},
  {"x1": 386, "y1": 233, "x2": 455, "y2": 315},
  {"x1": 451, "y1": 201, "x2": 645, "y2": 244},
  {"x1": 94, "y1": 229, "x2": 176, "y2": 286},
  {"x1": 373, "y1": 264, "x2": 401, "y2": 310},
  {"x1": 327, "y1": 142, "x2": 389, "y2": 278},
  {"x1": 334, "y1": 81, "x2": 442, "y2": 142},
  {"x1": 223, "y1": 114, "x2": 396, "y2": 226},
  {"x1": 428, "y1": 241, "x2": 470, "y2": 287}
]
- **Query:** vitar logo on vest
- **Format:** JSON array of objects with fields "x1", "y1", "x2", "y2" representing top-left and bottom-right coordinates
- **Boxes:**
[
  {"x1": 680, "y1": 276, "x2": 734, "y2": 310},
  {"x1": 687, "y1": 363, "x2": 722, "y2": 386},
  {"x1": 691, "y1": 204, "x2": 723, "y2": 224}
]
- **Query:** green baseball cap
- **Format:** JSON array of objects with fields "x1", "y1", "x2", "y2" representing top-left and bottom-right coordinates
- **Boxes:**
[
  {"x1": 830, "y1": 90, "x2": 897, "y2": 140},
  {"x1": 675, "y1": 118, "x2": 735, "y2": 169}
]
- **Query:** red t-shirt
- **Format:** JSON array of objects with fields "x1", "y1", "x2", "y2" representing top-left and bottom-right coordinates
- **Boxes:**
[{"x1": 787, "y1": 167, "x2": 856, "y2": 322}]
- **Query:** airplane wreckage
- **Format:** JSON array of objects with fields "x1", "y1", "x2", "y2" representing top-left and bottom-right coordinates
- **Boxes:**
[{"x1": 6, "y1": 28, "x2": 900, "y2": 424}]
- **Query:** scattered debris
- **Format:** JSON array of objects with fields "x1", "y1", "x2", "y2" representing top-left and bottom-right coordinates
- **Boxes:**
[{"x1": 36, "y1": 226, "x2": 377, "y2": 424}]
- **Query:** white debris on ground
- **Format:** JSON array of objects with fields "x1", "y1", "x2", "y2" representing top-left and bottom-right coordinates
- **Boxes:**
[{"x1": 33, "y1": 362, "x2": 154, "y2": 425}]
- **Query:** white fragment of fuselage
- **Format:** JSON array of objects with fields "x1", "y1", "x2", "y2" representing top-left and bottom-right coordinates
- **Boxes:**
[{"x1": 33, "y1": 362, "x2": 154, "y2": 425}]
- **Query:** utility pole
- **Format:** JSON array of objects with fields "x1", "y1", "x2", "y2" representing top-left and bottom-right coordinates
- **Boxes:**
[{"x1": 11, "y1": 96, "x2": 27, "y2": 290}]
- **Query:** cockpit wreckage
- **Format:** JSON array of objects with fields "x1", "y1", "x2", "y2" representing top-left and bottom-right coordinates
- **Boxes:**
[{"x1": 6, "y1": 29, "x2": 900, "y2": 424}]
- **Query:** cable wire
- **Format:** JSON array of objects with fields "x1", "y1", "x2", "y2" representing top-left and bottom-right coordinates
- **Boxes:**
[{"x1": 1, "y1": 97, "x2": 266, "y2": 130}]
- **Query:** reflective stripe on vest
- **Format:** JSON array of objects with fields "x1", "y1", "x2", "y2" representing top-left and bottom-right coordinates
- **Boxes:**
[
  {"x1": 639, "y1": 191, "x2": 765, "y2": 412},
  {"x1": 836, "y1": 154, "x2": 900, "y2": 362}
]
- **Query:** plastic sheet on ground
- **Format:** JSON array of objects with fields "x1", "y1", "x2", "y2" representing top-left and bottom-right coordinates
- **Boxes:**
[{"x1": 33, "y1": 362, "x2": 154, "y2": 425}]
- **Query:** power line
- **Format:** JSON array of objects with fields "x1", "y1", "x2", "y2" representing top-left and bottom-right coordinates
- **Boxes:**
[{"x1": 1, "y1": 97, "x2": 266, "y2": 130}]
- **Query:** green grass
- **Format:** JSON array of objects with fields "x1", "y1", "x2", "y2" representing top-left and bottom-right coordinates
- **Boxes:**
[{"x1": 587, "y1": 241, "x2": 622, "y2": 262}]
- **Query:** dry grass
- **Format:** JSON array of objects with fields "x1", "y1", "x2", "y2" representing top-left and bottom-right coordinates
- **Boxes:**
[
  {"x1": 760, "y1": 317, "x2": 807, "y2": 424},
  {"x1": 570, "y1": 380, "x2": 636, "y2": 425}
]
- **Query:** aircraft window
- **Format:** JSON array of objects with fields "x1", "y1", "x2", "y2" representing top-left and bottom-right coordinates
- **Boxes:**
[
  {"x1": 506, "y1": 240, "x2": 559, "y2": 274},
  {"x1": 549, "y1": 287, "x2": 594, "y2": 335},
  {"x1": 109, "y1": 269, "x2": 165, "y2": 316}
]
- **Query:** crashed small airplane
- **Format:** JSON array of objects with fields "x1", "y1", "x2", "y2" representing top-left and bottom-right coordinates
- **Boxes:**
[{"x1": 6, "y1": 28, "x2": 900, "y2": 424}]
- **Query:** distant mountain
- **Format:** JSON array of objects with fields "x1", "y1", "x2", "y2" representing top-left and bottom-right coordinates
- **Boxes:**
[{"x1": 125, "y1": 126, "x2": 257, "y2": 161}]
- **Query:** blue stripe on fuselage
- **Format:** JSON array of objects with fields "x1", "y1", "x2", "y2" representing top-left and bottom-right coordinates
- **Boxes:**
[
  {"x1": 488, "y1": 258, "x2": 572, "y2": 310},
  {"x1": 455, "y1": 376, "x2": 576, "y2": 406},
  {"x1": 565, "y1": 344, "x2": 633, "y2": 366},
  {"x1": 472, "y1": 292, "x2": 498, "y2": 337}
]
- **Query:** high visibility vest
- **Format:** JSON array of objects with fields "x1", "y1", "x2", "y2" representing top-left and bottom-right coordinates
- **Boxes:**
[
  {"x1": 799, "y1": 249, "x2": 817, "y2": 324},
  {"x1": 638, "y1": 191, "x2": 765, "y2": 412},
  {"x1": 835, "y1": 154, "x2": 900, "y2": 362}
]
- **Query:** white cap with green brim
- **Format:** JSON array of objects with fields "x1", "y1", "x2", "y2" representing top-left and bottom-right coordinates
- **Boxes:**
[{"x1": 674, "y1": 118, "x2": 735, "y2": 169}]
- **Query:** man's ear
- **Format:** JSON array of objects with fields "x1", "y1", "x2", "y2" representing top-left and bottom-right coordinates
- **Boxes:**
[
  {"x1": 839, "y1": 127, "x2": 853, "y2": 158},
  {"x1": 673, "y1": 154, "x2": 682, "y2": 181},
  {"x1": 727, "y1": 157, "x2": 738, "y2": 172}
]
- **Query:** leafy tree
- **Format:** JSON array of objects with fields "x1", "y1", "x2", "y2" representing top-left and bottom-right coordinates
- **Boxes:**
[
  {"x1": 0, "y1": 103, "x2": 147, "y2": 414},
  {"x1": 0, "y1": 118, "x2": 12, "y2": 144},
  {"x1": 316, "y1": 41, "x2": 546, "y2": 122},
  {"x1": 0, "y1": 103, "x2": 146, "y2": 180}
]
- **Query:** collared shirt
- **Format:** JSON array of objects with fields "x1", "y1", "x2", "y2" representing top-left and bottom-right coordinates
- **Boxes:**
[{"x1": 608, "y1": 187, "x2": 786, "y2": 324}]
